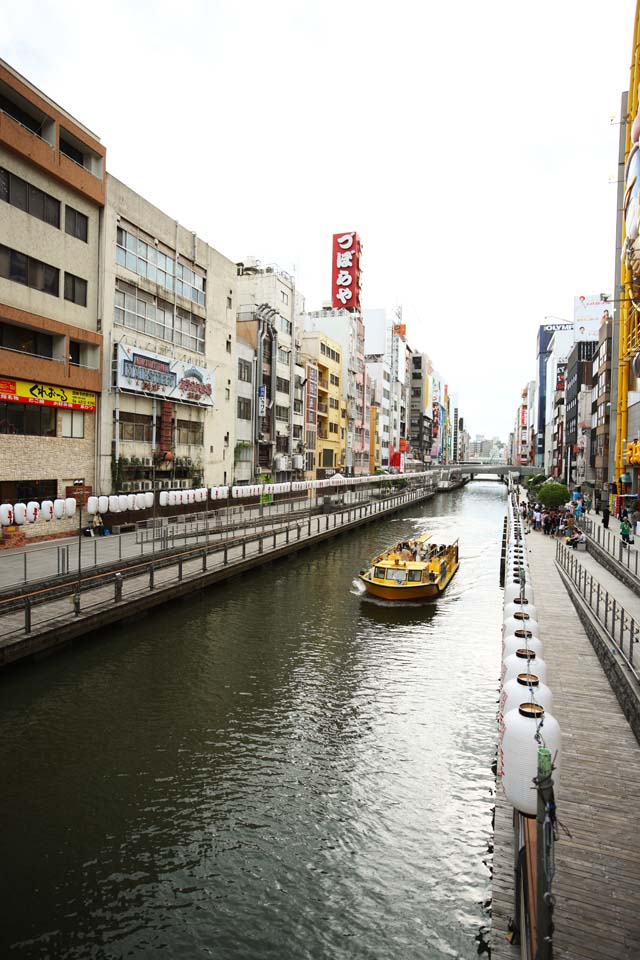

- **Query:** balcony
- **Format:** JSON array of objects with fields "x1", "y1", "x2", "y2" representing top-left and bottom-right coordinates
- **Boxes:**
[
  {"x1": 317, "y1": 401, "x2": 328, "y2": 414},
  {"x1": 318, "y1": 378, "x2": 329, "y2": 392}
]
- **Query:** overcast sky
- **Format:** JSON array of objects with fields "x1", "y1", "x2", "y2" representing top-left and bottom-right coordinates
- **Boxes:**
[{"x1": 3, "y1": 0, "x2": 636, "y2": 439}]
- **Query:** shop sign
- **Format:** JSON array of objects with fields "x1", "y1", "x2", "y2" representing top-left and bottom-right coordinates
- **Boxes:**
[
  {"x1": 116, "y1": 344, "x2": 213, "y2": 406},
  {"x1": 626, "y1": 440, "x2": 640, "y2": 464},
  {"x1": 331, "y1": 232, "x2": 362, "y2": 311},
  {"x1": 0, "y1": 377, "x2": 96, "y2": 410},
  {"x1": 258, "y1": 384, "x2": 266, "y2": 417},
  {"x1": 556, "y1": 363, "x2": 567, "y2": 391}
]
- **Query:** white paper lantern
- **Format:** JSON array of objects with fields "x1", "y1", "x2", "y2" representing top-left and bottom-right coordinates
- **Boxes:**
[
  {"x1": 135, "y1": 492, "x2": 146, "y2": 510},
  {"x1": 195, "y1": 488, "x2": 203, "y2": 503},
  {"x1": 505, "y1": 601, "x2": 538, "y2": 622},
  {"x1": 504, "y1": 581, "x2": 534, "y2": 605},
  {"x1": 502, "y1": 704, "x2": 561, "y2": 815},
  {"x1": 41, "y1": 500, "x2": 54, "y2": 521},
  {"x1": 144, "y1": 491, "x2": 154, "y2": 509},
  {"x1": 127, "y1": 494, "x2": 137, "y2": 511},
  {"x1": 159, "y1": 491, "x2": 168, "y2": 507},
  {"x1": 98, "y1": 495, "x2": 109, "y2": 514},
  {"x1": 87, "y1": 497, "x2": 99, "y2": 516},
  {"x1": 118, "y1": 495, "x2": 129, "y2": 512},
  {"x1": 504, "y1": 614, "x2": 539, "y2": 638},
  {"x1": 168, "y1": 491, "x2": 177, "y2": 508},
  {"x1": 501, "y1": 673, "x2": 553, "y2": 720},
  {"x1": 0, "y1": 503, "x2": 14, "y2": 526},
  {"x1": 65, "y1": 497, "x2": 77, "y2": 518},
  {"x1": 26, "y1": 501, "x2": 39, "y2": 523},
  {"x1": 109, "y1": 495, "x2": 120, "y2": 513},
  {"x1": 13, "y1": 502, "x2": 26, "y2": 525},
  {"x1": 502, "y1": 649, "x2": 548, "y2": 687},
  {"x1": 503, "y1": 633, "x2": 544, "y2": 661},
  {"x1": 53, "y1": 499, "x2": 65, "y2": 520}
]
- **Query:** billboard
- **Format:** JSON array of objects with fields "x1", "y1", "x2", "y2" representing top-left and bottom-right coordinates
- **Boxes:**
[
  {"x1": 116, "y1": 344, "x2": 214, "y2": 406},
  {"x1": 331, "y1": 232, "x2": 362, "y2": 311},
  {"x1": 424, "y1": 374, "x2": 432, "y2": 418},
  {"x1": 0, "y1": 377, "x2": 96, "y2": 410},
  {"x1": 573, "y1": 294, "x2": 611, "y2": 327}
]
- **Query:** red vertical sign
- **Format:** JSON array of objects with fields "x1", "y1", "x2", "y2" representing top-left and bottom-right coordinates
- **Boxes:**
[{"x1": 332, "y1": 232, "x2": 362, "y2": 311}]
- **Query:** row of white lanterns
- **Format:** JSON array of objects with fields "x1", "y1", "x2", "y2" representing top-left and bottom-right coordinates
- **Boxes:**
[
  {"x1": 0, "y1": 499, "x2": 77, "y2": 526},
  {"x1": 0, "y1": 470, "x2": 434, "y2": 528},
  {"x1": 499, "y1": 491, "x2": 561, "y2": 817}
]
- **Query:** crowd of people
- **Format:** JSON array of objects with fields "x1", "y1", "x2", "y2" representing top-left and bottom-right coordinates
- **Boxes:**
[{"x1": 519, "y1": 490, "x2": 640, "y2": 550}]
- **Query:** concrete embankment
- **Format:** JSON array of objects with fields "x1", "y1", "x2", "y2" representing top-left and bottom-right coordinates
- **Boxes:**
[{"x1": 0, "y1": 482, "x2": 465, "y2": 668}]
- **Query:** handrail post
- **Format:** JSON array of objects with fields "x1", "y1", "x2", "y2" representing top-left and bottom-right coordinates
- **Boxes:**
[
  {"x1": 24, "y1": 595, "x2": 31, "y2": 634},
  {"x1": 149, "y1": 562, "x2": 155, "y2": 590},
  {"x1": 114, "y1": 572, "x2": 123, "y2": 603}
]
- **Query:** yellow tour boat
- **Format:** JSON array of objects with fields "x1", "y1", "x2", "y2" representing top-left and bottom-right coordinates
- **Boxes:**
[{"x1": 359, "y1": 533, "x2": 459, "y2": 601}]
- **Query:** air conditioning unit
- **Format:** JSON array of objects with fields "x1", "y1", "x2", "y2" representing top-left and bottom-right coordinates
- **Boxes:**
[
  {"x1": 186, "y1": 457, "x2": 192, "y2": 466},
  {"x1": 293, "y1": 454, "x2": 304, "y2": 470},
  {"x1": 142, "y1": 481, "x2": 153, "y2": 490},
  {"x1": 153, "y1": 480, "x2": 163, "y2": 490},
  {"x1": 161, "y1": 480, "x2": 171, "y2": 489},
  {"x1": 143, "y1": 457, "x2": 153, "y2": 467},
  {"x1": 121, "y1": 482, "x2": 132, "y2": 492}
]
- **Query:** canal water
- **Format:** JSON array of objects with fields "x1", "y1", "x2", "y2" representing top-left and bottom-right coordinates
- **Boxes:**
[{"x1": 1, "y1": 481, "x2": 505, "y2": 959}]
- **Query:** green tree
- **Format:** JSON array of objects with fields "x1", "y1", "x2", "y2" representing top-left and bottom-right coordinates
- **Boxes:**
[
  {"x1": 527, "y1": 474, "x2": 547, "y2": 491},
  {"x1": 537, "y1": 481, "x2": 570, "y2": 510}
]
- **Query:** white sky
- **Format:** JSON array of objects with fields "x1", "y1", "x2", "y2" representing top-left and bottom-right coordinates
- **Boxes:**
[{"x1": 3, "y1": 0, "x2": 636, "y2": 439}]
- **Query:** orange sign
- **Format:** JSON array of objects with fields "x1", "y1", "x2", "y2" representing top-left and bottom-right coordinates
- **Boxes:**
[{"x1": 393, "y1": 323, "x2": 406, "y2": 338}]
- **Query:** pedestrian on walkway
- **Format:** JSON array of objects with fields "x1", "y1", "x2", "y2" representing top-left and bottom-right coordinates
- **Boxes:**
[
  {"x1": 602, "y1": 504, "x2": 610, "y2": 529},
  {"x1": 621, "y1": 517, "x2": 632, "y2": 547}
]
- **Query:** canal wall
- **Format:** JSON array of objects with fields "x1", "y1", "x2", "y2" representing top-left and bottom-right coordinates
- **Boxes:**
[{"x1": 0, "y1": 481, "x2": 466, "y2": 668}]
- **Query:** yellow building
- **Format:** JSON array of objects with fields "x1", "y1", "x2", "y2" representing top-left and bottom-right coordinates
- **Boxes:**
[{"x1": 302, "y1": 331, "x2": 342, "y2": 476}]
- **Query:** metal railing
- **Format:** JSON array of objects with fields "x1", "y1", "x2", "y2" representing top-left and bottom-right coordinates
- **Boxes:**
[
  {"x1": 582, "y1": 516, "x2": 640, "y2": 579},
  {"x1": 556, "y1": 540, "x2": 639, "y2": 681},
  {"x1": 0, "y1": 486, "x2": 432, "y2": 647}
]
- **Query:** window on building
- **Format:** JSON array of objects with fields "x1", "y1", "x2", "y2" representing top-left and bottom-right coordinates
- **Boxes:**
[
  {"x1": 276, "y1": 377, "x2": 290, "y2": 394},
  {"x1": 176, "y1": 419, "x2": 204, "y2": 446},
  {"x1": 237, "y1": 397, "x2": 252, "y2": 420},
  {"x1": 329, "y1": 422, "x2": 338, "y2": 434},
  {"x1": 329, "y1": 397, "x2": 339, "y2": 409},
  {"x1": 238, "y1": 359, "x2": 252, "y2": 382},
  {"x1": 114, "y1": 282, "x2": 205, "y2": 355},
  {"x1": 0, "y1": 321, "x2": 53, "y2": 358},
  {"x1": 293, "y1": 424, "x2": 302, "y2": 439},
  {"x1": 0, "y1": 401, "x2": 56, "y2": 436},
  {"x1": 278, "y1": 347, "x2": 290, "y2": 365},
  {"x1": 279, "y1": 316, "x2": 292, "y2": 336},
  {"x1": 275, "y1": 405, "x2": 288, "y2": 421},
  {"x1": 115, "y1": 226, "x2": 206, "y2": 307},
  {"x1": 117, "y1": 411, "x2": 153, "y2": 443},
  {"x1": 64, "y1": 272, "x2": 87, "y2": 307},
  {"x1": 69, "y1": 340, "x2": 81, "y2": 366},
  {"x1": 0, "y1": 244, "x2": 59, "y2": 296},
  {"x1": 61, "y1": 409, "x2": 85, "y2": 438},
  {"x1": 0, "y1": 168, "x2": 60, "y2": 227},
  {"x1": 330, "y1": 373, "x2": 340, "y2": 386},
  {"x1": 60, "y1": 136, "x2": 85, "y2": 166},
  {"x1": 281, "y1": 290, "x2": 289, "y2": 305},
  {"x1": 65, "y1": 206, "x2": 88, "y2": 242},
  {"x1": 293, "y1": 399, "x2": 303, "y2": 414}
]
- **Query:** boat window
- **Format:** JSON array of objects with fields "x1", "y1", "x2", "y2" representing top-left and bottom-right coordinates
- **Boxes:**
[
  {"x1": 374, "y1": 566, "x2": 386, "y2": 579},
  {"x1": 385, "y1": 568, "x2": 407, "y2": 582},
  {"x1": 407, "y1": 569, "x2": 423, "y2": 582}
]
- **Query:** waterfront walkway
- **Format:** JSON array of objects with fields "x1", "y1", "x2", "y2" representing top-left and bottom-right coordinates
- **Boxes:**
[{"x1": 492, "y1": 521, "x2": 640, "y2": 959}]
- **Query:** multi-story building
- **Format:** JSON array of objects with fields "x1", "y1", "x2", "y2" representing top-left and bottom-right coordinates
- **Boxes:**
[
  {"x1": 565, "y1": 339, "x2": 597, "y2": 490},
  {"x1": 408, "y1": 351, "x2": 433, "y2": 465},
  {"x1": 0, "y1": 59, "x2": 105, "y2": 535},
  {"x1": 304, "y1": 306, "x2": 366, "y2": 474},
  {"x1": 234, "y1": 339, "x2": 256, "y2": 485},
  {"x1": 101, "y1": 175, "x2": 237, "y2": 495},
  {"x1": 590, "y1": 316, "x2": 613, "y2": 505},
  {"x1": 236, "y1": 261, "x2": 305, "y2": 481},
  {"x1": 535, "y1": 323, "x2": 572, "y2": 466},
  {"x1": 365, "y1": 355, "x2": 391, "y2": 467},
  {"x1": 301, "y1": 330, "x2": 341, "y2": 476}
]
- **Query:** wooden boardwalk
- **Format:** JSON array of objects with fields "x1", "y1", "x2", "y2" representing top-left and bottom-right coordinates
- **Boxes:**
[{"x1": 492, "y1": 527, "x2": 640, "y2": 959}]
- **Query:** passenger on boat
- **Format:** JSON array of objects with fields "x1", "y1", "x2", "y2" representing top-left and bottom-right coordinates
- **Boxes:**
[{"x1": 400, "y1": 545, "x2": 412, "y2": 560}]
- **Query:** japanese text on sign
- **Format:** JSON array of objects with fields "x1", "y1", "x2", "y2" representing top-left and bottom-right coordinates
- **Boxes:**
[{"x1": 332, "y1": 232, "x2": 362, "y2": 311}]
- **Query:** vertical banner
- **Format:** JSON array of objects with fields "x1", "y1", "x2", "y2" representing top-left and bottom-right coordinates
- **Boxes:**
[{"x1": 332, "y1": 232, "x2": 362, "y2": 311}]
